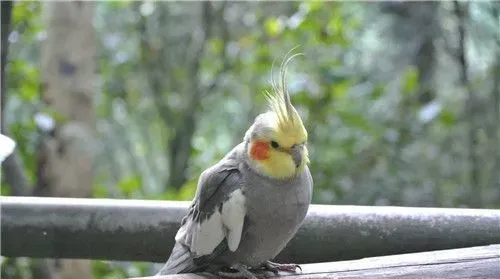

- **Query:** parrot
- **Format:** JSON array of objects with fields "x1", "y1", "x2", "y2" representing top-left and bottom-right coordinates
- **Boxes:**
[{"x1": 156, "y1": 53, "x2": 313, "y2": 279}]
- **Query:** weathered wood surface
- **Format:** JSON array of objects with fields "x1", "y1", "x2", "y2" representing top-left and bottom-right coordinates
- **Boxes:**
[
  {"x1": 1, "y1": 196, "x2": 500, "y2": 264},
  {"x1": 135, "y1": 244, "x2": 500, "y2": 279}
]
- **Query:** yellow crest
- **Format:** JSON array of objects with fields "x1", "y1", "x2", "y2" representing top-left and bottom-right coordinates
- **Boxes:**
[{"x1": 263, "y1": 49, "x2": 307, "y2": 140}]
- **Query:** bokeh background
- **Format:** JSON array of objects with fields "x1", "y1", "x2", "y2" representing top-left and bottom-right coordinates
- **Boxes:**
[{"x1": 1, "y1": 1, "x2": 499, "y2": 278}]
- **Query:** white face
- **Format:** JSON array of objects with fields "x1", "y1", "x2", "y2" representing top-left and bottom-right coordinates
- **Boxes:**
[{"x1": 244, "y1": 112, "x2": 277, "y2": 141}]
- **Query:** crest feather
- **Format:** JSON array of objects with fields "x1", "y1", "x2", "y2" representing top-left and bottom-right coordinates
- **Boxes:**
[{"x1": 264, "y1": 48, "x2": 304, "y2": 131}]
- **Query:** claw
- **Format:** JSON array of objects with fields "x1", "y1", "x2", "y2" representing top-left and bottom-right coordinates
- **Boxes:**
[
  {"x1": 217, "y1": 263, "x2": 259, "y2": 279},
  {"x1": 262, "y1": 261, "x2": 302, "y2": 274}
]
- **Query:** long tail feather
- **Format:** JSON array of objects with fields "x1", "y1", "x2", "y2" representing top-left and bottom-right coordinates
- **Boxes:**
[{"x1": 156, "y1": 243, "x2": 196, "y2": 275}]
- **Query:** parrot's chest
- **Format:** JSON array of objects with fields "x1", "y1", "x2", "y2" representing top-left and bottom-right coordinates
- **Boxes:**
[
  {"x1": 246, "y1": 181, "x2": 309, "y2": 227},
  {"x1": 227, "y1": 168, "x2": 312, "y2": 266}
]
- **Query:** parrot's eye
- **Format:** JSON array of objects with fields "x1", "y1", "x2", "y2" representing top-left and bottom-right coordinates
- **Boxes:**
[{"x1": 270, "y1": 141, "x2": 280, "y2": 149}]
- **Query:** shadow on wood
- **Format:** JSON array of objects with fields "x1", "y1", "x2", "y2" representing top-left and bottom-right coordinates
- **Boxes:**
[{"x1": 134, "y1": 244, "x2": 500, "y2": 279}]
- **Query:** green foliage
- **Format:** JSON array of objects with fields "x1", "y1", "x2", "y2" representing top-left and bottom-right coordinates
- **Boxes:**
[
  {"x1": 92, "y1": 261, "x2": 150, "y2": 279},
  {"x1": 11, "y1": 1, "x2": 43, "y2": 38},
  {"x1": 9, "y1": 60, "x2": 39, "y2": 102},
  {"x1": 117, "y1": 175, "x2": 142, "y2": 198},
  {"x1": 1, "y1": 257, "x2": 32, "y2": 279},
  {"x1": 264, "y1": 17, "x2": 284, "y2": 37},
  {"x1": 93, "y1": 183, "x2": 109, "y2": 198},
  {"x1": 402, "y1": 66, "x2": 420, "y2": 95},
  {"x1": 154, "y1": 178, "x2": 198, "y2": 201},
  {"x1": 438, "y1": 109, "x2": 457, "y2": 127},
  {"x1": 4, "y1": 1, "x2": 44, "y2": 190}
]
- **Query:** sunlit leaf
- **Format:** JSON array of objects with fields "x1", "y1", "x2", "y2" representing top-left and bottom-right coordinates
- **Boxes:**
[
  {"x1": 264, "y1": 17, "x2": 284, "y2": 37},
  {"x1": 12, "y1": 2, "x2": 33, "y2": 24},
  {"x1": 305, "y1": 1, "x2": 324, "y2": 12},
  {"x1": 117, "y1": 175, "x2": 142, "y2": 196},
  {"x1": 19, "y1": 82, "x2": 37, "y2": 101},
  {"x1": 327, "y1": 14, "x2": 343, "y2": 36}
]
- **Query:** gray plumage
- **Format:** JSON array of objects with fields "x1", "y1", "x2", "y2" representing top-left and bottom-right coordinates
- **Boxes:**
[{"x1": 156, "y1": 140, "x2": 313, "y2": 275}]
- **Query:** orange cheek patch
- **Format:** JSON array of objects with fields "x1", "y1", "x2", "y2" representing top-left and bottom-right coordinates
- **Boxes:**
[{"x1": 250, "y1": 141, "x2": 270, "y2": 160}]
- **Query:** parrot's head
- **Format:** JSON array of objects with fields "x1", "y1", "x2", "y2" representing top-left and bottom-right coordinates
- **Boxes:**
[{"x1": 244, "y1": 53, "x2": 309, "y2": 180}]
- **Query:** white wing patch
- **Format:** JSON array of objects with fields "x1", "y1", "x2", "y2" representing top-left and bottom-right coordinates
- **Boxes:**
[
  {"x1": 177, "y1": 189, "x2": 246, "y2": 256},
  {"x1": 0, "y1": 134, "x2": 16, "y2": 163},
  {"x1": 221, "y1": 189, "x2": 246, "y2": 251},
  {"x1": 192, "y1": 210, "x2": 225, "y2": 256}
]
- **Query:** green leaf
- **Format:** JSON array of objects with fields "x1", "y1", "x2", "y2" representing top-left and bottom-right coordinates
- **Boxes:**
[
  {"x1": 327, "y1": 14, "x2": 343, "y2": 36},
  {"x1": 331, "y1": 79, "x2": 352, "y2": 100},
  {"x1": 438, "y1": 109, "x2": 457, "y2": 127},
  {"x1": 19, "y1": 82, "x2": 37, "y2": 101},
  {"x1": 93, "y1": 184, "x2": 109, "y2": 198},
  {"x1": 305, "y1": 1, "x2": 324, "y2": 12},
  {"x1": 12, "y1": 2, "x2": 31, "y2": 24},
  {"x1": 370, "y1": 84, "x2": 386, "y2": 100},
  {"x1": 208, "y1": 38, "x2": 223, "y2": 55},
  {"x1": 402, "y1": 66, "x2": 420, "y2": 95},
  {"x1": 264, "y1": 17, "x2": 283, "y2": 37},
  {"x1": 117, "y1": 175, "x2": 142, "y2": 197}
]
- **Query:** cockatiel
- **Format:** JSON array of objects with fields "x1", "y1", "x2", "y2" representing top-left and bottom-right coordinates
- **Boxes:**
[{"x1": 156, "y1": 53, "x2": 313, "y2": 279}]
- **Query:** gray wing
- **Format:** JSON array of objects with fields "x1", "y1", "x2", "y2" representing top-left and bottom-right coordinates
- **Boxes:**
[{"x1": 157, "y1": 157, "x2": 246, "y2": 275}]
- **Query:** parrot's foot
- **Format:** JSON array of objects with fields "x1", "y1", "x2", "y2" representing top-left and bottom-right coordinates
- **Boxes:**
[
  {"x1": 261, "y1": 260, "x2": 302, "y2": 274},
  {"x1": 217, "y1": 263, "x2": 259, "y2": 279}
]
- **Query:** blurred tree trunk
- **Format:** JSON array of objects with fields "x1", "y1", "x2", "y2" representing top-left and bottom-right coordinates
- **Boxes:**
[
  {"x1": 37, "y1": 2, "x2": 96, "y2": 279},
  {"x1": 405, "y1": 2, "x2": 439, "y2": 106},
  {"x1": 167, "y1": 1, "x2": 213, "y2": 190},
  {"x1": 489, "y1": 4, "x2": 500, "y2": 204},
  {"x1": 453, "y1": 1, "x2": 481, "y2": 208},
  {"x1": 137, "y1": 1, "x2": 218, "y2": 191}
]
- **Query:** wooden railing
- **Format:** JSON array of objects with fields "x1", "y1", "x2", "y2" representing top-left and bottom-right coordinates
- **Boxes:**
[{"x1": 1, "y1": 196, "x2": 499, "y2": 278}]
